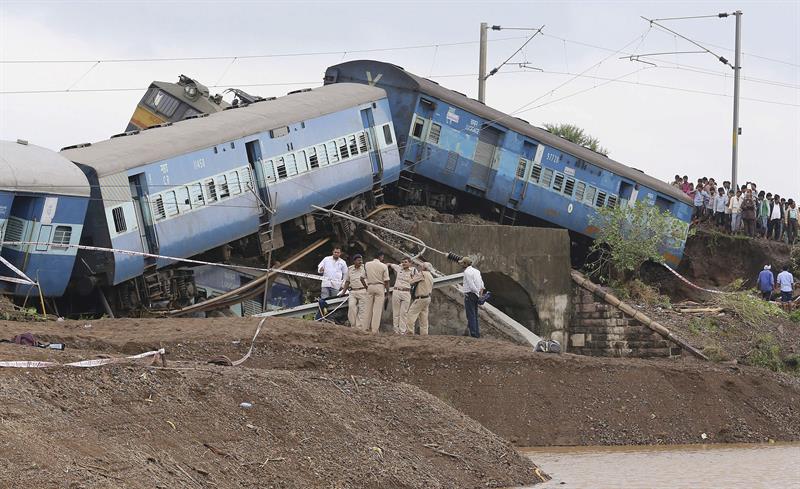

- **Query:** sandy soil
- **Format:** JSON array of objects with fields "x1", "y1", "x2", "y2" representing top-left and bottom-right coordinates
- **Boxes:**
[{"x1": 2, "y1": 317, "x2": 799, "y2": 452}]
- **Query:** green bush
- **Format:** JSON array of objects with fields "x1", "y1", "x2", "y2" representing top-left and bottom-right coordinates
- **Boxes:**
[
  {"x1": 713, "y1": 291, "x2": 787, "y2": 327},
  {"x1": 702, "y1": 343, "x2": 731, "y2": 363},
  {"x1": 746, "y1": 334, "x2": 784, "y2": 372},
  {"x1": 688, "y1": 316, "x2": 719, "y2": 335},
  {"x1": 790, "y1": 310, "x2": 800, "y2": 324}
]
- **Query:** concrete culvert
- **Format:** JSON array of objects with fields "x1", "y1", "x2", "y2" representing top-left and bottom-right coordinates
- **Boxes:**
[{"x1": 482, "y1": 271, "x2": 540, "y2": 335}]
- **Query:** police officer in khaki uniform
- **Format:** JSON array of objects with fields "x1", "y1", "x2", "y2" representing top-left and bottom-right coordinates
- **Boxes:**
[
  {"x1": 388, "y1": 257, "x2": 418, "y2": 334},
  {"x1": 407, "y1": 262, "x2": 434, "y2": 335},
  {"x1": 363, "y1": 252, "x2": 390, "y2": 333},
  {"x1": 340, "y1": 254, "x2": 368, "y2": 331}
]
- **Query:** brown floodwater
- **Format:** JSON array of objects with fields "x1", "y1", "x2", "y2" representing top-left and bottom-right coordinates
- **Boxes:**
[{"x1": 518, "y1": 443, "x2": 800, "y2": 489}]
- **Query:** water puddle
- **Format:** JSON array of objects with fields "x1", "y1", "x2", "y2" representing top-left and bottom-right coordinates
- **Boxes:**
[{"x1": 519, "y1": 443, "x2": 800, "y2": 488}]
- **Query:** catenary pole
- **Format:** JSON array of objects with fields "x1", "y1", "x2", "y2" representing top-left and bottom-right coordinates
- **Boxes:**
[
  {"x1": 731, "y1": 10, "x2": 742, "y2": 190},
  {"x1": 478, "y1": 22, "x2": 488, "y2": 103}
]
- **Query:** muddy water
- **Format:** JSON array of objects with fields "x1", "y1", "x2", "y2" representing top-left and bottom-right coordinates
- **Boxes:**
[{"x1": 519, "y1": 443, "x2": 800, "y2": 488}]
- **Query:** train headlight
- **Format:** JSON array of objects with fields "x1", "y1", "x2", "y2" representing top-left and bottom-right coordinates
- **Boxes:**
[{"x1": 184, "y1": 85, "x2": 198, "y2": 99}]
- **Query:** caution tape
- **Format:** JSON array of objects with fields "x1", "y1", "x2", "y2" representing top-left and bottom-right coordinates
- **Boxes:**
[
  {"x1": 231, "y1": 317, "x2": 266, "y2": 366},
  {"x1": 661, "y1": 263, "x2": 727, "y2": 295},
  {"x1": 1, "y1": 241, "x2": 344, "y2": 286},
  {"x1": 0, "y1": 255, "x2": 36, "y2": 286},
  {"x1": 0, "y1": 348, "x2": 165, "y2": 369}
]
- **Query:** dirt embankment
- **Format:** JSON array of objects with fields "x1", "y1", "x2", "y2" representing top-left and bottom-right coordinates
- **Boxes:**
[
  {"x1": 3, "y1": 318, "x2": 799, "y2": 450},
  {"x1": 0, "y1": 330, "x2": 544, "y2": 489}
]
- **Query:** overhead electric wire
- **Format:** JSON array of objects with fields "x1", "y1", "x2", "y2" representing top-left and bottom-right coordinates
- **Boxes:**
[{"x1": 641, "y1": 16, "x2": 733, "y2": 68}]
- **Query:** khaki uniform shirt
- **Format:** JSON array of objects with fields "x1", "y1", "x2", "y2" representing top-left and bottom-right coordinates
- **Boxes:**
[
  {"x1": 413, "y1": 271, "x2": 434, "y2": 297},
  {"x1": 365, "y1": 259, "x2": 389, "y2": 286},
  {"x1": 346, "y1": 265, "x2": 368, "y2": 290},
  {"x1": 389, "y1": 264, "x2": 417, "y2": 290}
]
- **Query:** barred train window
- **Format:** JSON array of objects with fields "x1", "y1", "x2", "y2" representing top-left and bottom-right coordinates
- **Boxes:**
[
  {"x1": 574, "y1": 181, "x2": 586, "y2": 201},
  {"x1": 296, "y1": 151, "x2": 309, "y2": 173},
  {"x1": 541, "y1": 168, "x2": 554, "y2": 187},
  {"x1": 358, "y1": 132, "x2": 368, "y2": 153},
  {"x1": 515, "y1": 159, "x2": 527, "y2": 179},
  {"x1": 348, "y1": 135, "x2": 359, "y2": 155},
  {"x1": 112, "y1": 206, "x2": 127, "y2": 233},
  {"x1": 153, "y1": 196, "x2": 166, "y2": 220},
  {"x1": 190, "y1": 183, "x2": 205, "y2": 206},
  {"x1": 228, "y1": 171, "x2": 241, "y2": 195},
  {"x1": 338, "y1": 138, "x2": 349, "y2": 159},
  {"x1": 552, "y1": 173, "x2": 565, "y2": 192},
  {"x1": 564, "y1": 177, "x2": 575, "y2": 196},
  {"x1": 607, "y1": 195, "x2": 618, "y2": 208},
  {"x1": 326, "y1": 141, "x2": 339, "y2": 163},
  {"x1": 412, "y1": 117, "x2": 425, "y2": 138},
  {"x1": 285, "y1": 154, "x2": 298, "y2": 177},
  {"x1": 206, "y1": 179, "x2": 218, "y2": 202},
  {"x1": 216, "y1": 175, "x2": 230, "y2": 199},
  {"x1": 276, "y1": 157, "x2": 287, "y2": 179},
  {"x1": 177, "y1": 187, "x2": 191, "y2": 213},
  {"x1": 529, "y1": 163, "x2": 542, "y2": 183},
  {"x1": 263, "y1": 160, "x2": 276, "y2": 182},
  {"x1": 240, "y1": 168, "x2": 252, "y2": 189},
  {"x1": 428, "y1": 123, "x2": 442, "y2": 144},
  {"x1": 164, "y1": 191, "x2": 179, "y2": 216},
  {"x1": 317, "y1": 145, "x2": 329, "y2": 166},
  {"x1": 595, "y1": 191, "x2": 607, "y2": 208},
  {"x1": 584, "y1": 186, "x2": 597, "y2": 206},
  {"x1": 383, "y1": 124, "x2": 393, "y2": 145},
  {"x1": 308, "y1": 147, "x2": 319, "y2": 169},
  {"x1": 52, "y1": 226, "x2": 72, "y2": 247}
]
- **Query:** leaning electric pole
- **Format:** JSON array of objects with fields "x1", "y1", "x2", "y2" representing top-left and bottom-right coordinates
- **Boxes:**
[
  {"x1": 730, "y1": 10, "x2": 742, "y2": 190},
  {"x1": 478, "y1": 22, "x2": 488, "y2": 103}
]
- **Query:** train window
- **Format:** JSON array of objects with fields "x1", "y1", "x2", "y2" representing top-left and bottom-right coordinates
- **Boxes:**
[
  {"x1": 515, "y1": 159, "x2": 527, "y2": 179},
  {"x1": 216, "y1": 175, "x2": 230, "y2": 198},
  {"x1": 152, "y1": 196, "x2": 166, "y2": 220},
  {"x1": 52, "y1": 226, "x2": 72, "y2": 247},
  {"x1": 164, "y1": 191, "x2": 179, "y2": 216},
  {"x1": 428, "y1": 123, "x2": 442, "y2": 145},
  {"x1": 297, "y1": 151, "x2": 309, "y2": 173},
  {"x1": 228, "y1": 171, "x2": 241, "y2": 195},
  {"x1": 317, "y1": 145, "x2": 329, "y2": 166},
  {"x1": 326, "y1": 141, "x2": 339, "y2": 164},
  {"x1": 541, "y1": 168, "x2": 554, "y2": 188},
  {"x1": 348, "y1": 135, "x2": 359, "y2": 156},
  {"x1": 412, "y1": 117, "x2": 425, "y2": 139},
  {"x1": 358, "y1": 132, "x2": 368, "y2": 153},
  {"x1": 530, "y1": 163, "x2": 542, "y2": 183},
  {"x1": 276, "y1": 157, "x2": 288, "y2": 179},
  {"x1": 607, "y1": 195, "x2": 618, "y2": 208},
  {"x1": 112, "y1": 206, "x2": 127, "y2": 233},
  {"x1": 285, "y1": 154, "x2": 298, "y2": 177},
  {"x1": 552, "y1": 173, "x2": 565, "y2": 192},
  {"x1": 240, "y1": 168, "x2": 253, "y2": 190},
  {"x1": 263, "y1": 159, "x2": 276, "y2": 182},
  {"x1": 189, "y1": 183, "x2": 205, "y2": 206},
  {"x1": 146, "y1": 89, "x2": 180, "y2": 117},
  {"x1": 205, "y1": 179, "x2": 218, "y2": 202},
  {"x1": 584, "y1": 186, "x2": 597, "y2": 206},
  {"x1": 574, "y1": 181, "x2": 586, "y2": 201},
  {"x1": 595, "y1": 191, "x2": 607, "y2": 208},
  {"x1": 383, "y1": 124, "x2": 393, "y2": 145},
  {"x1": 655, "y1": 196, "x2": 673, "y2": 212},
  {"x1": 338, "y1": 138, "x2": 350, "y2": 160},
  {"x1": 308, "y1": 147, "x2": 319, "y2": 169},
  {"x1": 564, "y1": 177, "x2": 575, "y2": 196},
  {"x1": 176, "y1": 186, "x2": 191, "y2": 213}
]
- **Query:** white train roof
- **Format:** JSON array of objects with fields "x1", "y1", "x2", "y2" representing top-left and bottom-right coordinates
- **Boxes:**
[{"x1": 0, "y1": 140, "x2": 90, "y2": 198}]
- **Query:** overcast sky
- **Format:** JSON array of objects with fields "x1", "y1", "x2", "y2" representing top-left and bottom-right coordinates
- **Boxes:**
[{"x1": 1, "y1": 1, "x2": 798, "y2": 197}]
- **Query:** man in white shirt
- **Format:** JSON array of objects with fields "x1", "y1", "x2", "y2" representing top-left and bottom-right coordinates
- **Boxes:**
[
  {"x1": 459, "y1": 256, "x2": 485, "y2": 338},
  {"x1": 776, "y1": 265, "x2": 795, "y2": 303},
  {"x1": 318, "y1": 247, "x2": 348, "y2": 299},
  {"x1": 728, "y1": 190, "x2": 742, "y2": 234}
]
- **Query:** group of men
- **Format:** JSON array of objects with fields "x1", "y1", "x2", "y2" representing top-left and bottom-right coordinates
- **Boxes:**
[
  {"x1": 673, "y1": 175, "x2": 798, "y2": 243},
  {"x1": 316, "y1": 247, "x2": 486, "y2": 337},
  {"x1": 757, "y1": 265, "x2": 797, "y2": 303}
]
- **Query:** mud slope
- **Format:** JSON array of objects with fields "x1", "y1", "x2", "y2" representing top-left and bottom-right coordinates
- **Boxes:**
[
  {"x1": 0, "y1": 347, "x2": 543, "y2": 489},
  {"x1": 3, "y1": 317, "x2": 799, "y2": 449}
]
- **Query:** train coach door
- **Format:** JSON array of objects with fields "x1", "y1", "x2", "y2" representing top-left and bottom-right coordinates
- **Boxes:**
[
  {"x1": 245, "y1": 139, "x2": 271, "y2": 208},
  {"x1": 360, "y1": 108, "x2": 383, "y2": 177},
  {"x1": 510, "y1": 141, "x2": 537, "y2": 203},
  {"x1": 468, "y1": 125, "x2": 502, "y2": 191},
  {"x1": 129, "y1": 174, "x2": 158, "y2": 256}
]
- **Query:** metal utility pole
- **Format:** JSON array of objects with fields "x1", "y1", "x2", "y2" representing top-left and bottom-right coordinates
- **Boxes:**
[
  {"x1": 730, "y1": 10, "x2": 742, "y2": 190},
  {"x1": 478, "y1": 22, "x2": 488, "y2": 103}
]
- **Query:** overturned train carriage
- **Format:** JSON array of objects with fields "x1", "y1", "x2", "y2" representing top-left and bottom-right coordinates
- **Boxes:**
[
  {"x1": 324, "y1": 60, "x2": 694, "y2": 266},
  {"x1": 61, "y1": 83, "x2": 401, "y2": 312},
  {"x1": 0, "y1": 140, "x2": 90, "y2": 297}
]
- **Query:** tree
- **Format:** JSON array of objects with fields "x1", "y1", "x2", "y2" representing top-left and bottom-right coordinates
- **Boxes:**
[
  {"x1": 543, "y1": 123, "x2": 609, "y2": 156},
  {"x1": 587, "y1": 200, "x2": 689, "y2": 281}
]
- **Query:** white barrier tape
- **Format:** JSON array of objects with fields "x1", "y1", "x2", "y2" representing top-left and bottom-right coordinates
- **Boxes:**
[
  {"x1": 0, "y1": 275, "x2": 36, "y2": 286},
  {"x1": 231, "y1": 317, "x2": 266, "y2": 366},
  {"x1": 0, "y1": 348, "x2": 165, "y2": 369},
  {"x1": 0, "y1": 255, "x2": 36, "y2": 285},
  {"x1": 1, "y1": 241, "x2": 344, "y2": 287},
  {"x1": 661, "y1": 263, "x2": 727, "y2": 294}
]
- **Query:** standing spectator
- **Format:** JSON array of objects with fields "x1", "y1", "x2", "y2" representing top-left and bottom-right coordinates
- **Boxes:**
[
  {"x1": 459, "y1": 256, "x2": 485, "y2": 338},
  {"x1": 741, "y1": 189, "x2": 756, "y2": 237},
  {"x1": 672, "y1": 175, "x2": 682, "y2": 188},
  {"x1": 704, "y1": 183, "x2": 716, "y2": 220},
  {"x1": 364, "y1": 252, "x2": 390, "y2": 333},
  {"x1": 407, "y1": 262, "x2": 434, "y2": 335},
  {"x1": 318, "y1": 247, "x2": 348, "y2": 299},
  {"x1": 787, "y1": 199, "x2": 798, "y2": 245},
  {"x1": 776, "y1": 265, "x2": 795, "y2": 303},
  {"x1": 341, "y1": 254, "x2": 368, "y2": 331},
  {"x1": 769, "y1": 195, "x2": 784, "y2": 240},
  {"x1": 693, "y1": 184, "x2": 707, "y2": 221},
  {"x1": 723, "y1": 181, "x2": 731, "y2": 194},
  {"x1": 388, "y1": 257, "x2": 418, "y2": 334},
  {"x1": 758, "y1": 265, "x2": 774, "y2": 300},
  {"x1": 729, "y1": 190, "x2": 742, "y2": 234},
  {"x1": 724, "y1": 190, "x2": 734, "y2": 231},
  {"x1": 681, "y1": 176, "x2": 691, "y2": 193},
  {"x1": 713, "y1": 187, "x2": 728, "y2": 229},
  {"x1": 757, "y1": 191, "x2": 769, "y2": 237}
]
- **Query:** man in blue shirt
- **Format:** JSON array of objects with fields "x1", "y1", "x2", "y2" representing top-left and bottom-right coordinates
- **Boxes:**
[
  {"x1": 776, "y1": 265, "x2": 795, "y2": 303},
  {"x1": 757, "y1": 265, "x2": 774, "y2": 301}
]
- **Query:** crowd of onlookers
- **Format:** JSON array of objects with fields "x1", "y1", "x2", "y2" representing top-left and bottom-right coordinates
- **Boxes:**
[{"x1": 671, "y1": 175, "x2": 798, "y2": 245}]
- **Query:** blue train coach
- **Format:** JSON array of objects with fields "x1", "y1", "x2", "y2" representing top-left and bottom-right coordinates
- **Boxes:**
[
  {"x1": 0, "y1": 140, "x2": 90, "y2": 297},
  {"x1": 60, "y1": 83, "x2": 400, "y2": 311},
  {"x1": 324, "y1": 60, "x2": 694, "y2": 266}
]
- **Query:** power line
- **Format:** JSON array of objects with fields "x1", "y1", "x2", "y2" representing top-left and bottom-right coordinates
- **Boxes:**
[
  {"x1": 0, "y1": 81, "x2": 319, "y2": 95},
  {"x1": 641, "y1": 16, "x2": 733, "y2": 68}
]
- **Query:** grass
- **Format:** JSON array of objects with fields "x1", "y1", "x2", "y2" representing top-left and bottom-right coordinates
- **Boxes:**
[
  {"x1": 688, "y1": 316, "x2": 719, "y2": 335},
  {"x1": 789, "y1": 310, "x2": 800, "y2": 324},
  {"x1": 746, "y1": 334, "x2": 785, "y2": 372},
  {"x1": 612, "y1": 279, "x2": 672, "y2": 308},
  {"x1": 713, "y1": 290, "x2": 788, "y2": 327}
]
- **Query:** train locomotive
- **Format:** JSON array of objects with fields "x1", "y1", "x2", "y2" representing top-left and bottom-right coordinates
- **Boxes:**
[
  {"x1": 1, "y1": 83, "x2": 401, "y2": 313},
  {"x1": 324, "y1": 60, "x2": 694, "y2": 266}
]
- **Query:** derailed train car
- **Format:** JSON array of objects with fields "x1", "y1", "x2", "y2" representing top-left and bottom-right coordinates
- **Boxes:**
[
  {"x1": 57, "y1": 83, "x2": 400, "y2": 312},
  {"x1": 324, "y1": 60, "x2": 694, "y2": 266}
]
